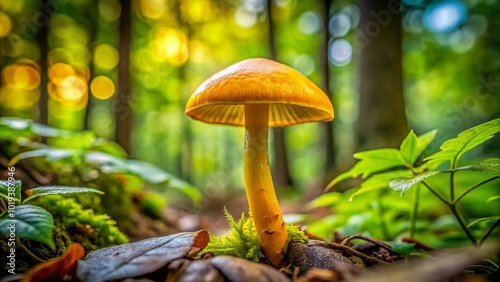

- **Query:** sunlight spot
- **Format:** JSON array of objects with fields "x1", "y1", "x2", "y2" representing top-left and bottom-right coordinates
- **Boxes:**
[
  {"x1": 94, "y1": 44, "x2": 119, "y2": 71},
  {"x1": 292, "y1": 55, "x2": 315, "y2": 77},
  {"x1": 298, "y1": 12, "x2": 322, "y2": 35},
  {"x1": 139, "y1": 0, "x2": 167, "y2": 19},
  {"x1": 423, "y1": 0, "x2": 467, "y2": 33},
  {"x1": 90, "y1": 75, "x2": 115, "y2": 100},
  {"x1": 0, "y1": 12, "x2": 12, "y2": 37},
  {"x1": 49, "y1": 63, "x2": 76, "y2": 85},
  {"x1": 99, "y1": 0, "x2": 121, "y2": 22},
  {"x1": 329, "y1": 39, "x2": 352, "y2": 66},
  {"x1": 57, "y1": 75, "x2": 88, "y2": 104},
  {"x1": 152, "y1": 27, "x2": 189, "y2": 65},
  {"x1": 329, "y1": 13, "x2": 351, "y2": 37},
  {"x1": 235, "y1": 6, "x2": 257, "y2": 28}
]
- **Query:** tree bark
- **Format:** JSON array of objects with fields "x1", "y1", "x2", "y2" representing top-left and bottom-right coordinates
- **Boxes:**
[
  {"x1": 267, "y1": 0, "x2": 294, "y2": 187},
  {"x1": 320, "y1": 0, "x2": 336, "y2": 181},
  {"x1": 355, "y1": 0, "x2": 408, "y2": 151},
  {"x1": 115, "y1": 0, "x2": 132, "y2": 153},
  {"x1": 37, "y1": 0, "x2": 49, "y2": 125}
]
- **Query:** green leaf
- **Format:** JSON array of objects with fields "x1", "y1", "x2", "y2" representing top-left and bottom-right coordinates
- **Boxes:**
[
  {"x1": 0, "y1": 118, "x2": 75, "y2": 139},
  {"x1": 487, "y1": 195, "x2": 500, "y2": 203},
  {"x1": 350, "y1": 170, "x2": 413, "y2": 200},
  {"x1": 425, "y1": 119, "x2": 500, "y2": 167},
  {"x1": 327, "y1": 148, "x2": 406, "y2": 189},
  {"x1": 389, "y1": 170, "x2": 442, "y2": 194},
  {"x1": 48, "y1": 131, "x2": 97, "y2": 150},
  {"x1": 416, "y1": 129, "x2": 438, "y2": 159},
  {"x1": 23, "y1": 186, "x2": 104, "y2": 204},
  {"x1": 400, "y1": 129, "x2": 438, "y2": 165},
  {"x1": 85, "y1": 152, "x2": 201, "y2": 202},
  {"x1": 0, "y1": 204, "x2": 55, "y2": 249},
  {"x1": 0, "y1": 181, "x2": 21, "y2": 203},
  {"x1": 456, "y1": 159, "x2": 500, "y2": 175},
  {"x1": 386, "y1": 241, "x2": 416, "y2": 255},
  {"x1": 0, "y1": 118, "x2": 35, "y2": 139},
  {"x1": 306, "y1": 192, "x2": 343, "y2": 209},
  {"x1": 400, "y1": 130, "x2": 418, "y2": 164},
  {"x1": 91, "y1": 138, "x2": 129, "y2": 158},
  {"x1": 9, "y1": 149, "x2": 77, "y2": 166},
  {"x1": 467, "y1": 216, "x2": 500, "y2": 228}
]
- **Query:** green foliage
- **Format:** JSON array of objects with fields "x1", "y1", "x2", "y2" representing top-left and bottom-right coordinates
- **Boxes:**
[
  {"x1": 0, "y1": 180, "x2": 111, "y2": 250},
  {"x1": 313, "y1": 119, "x2": 500, "y2": 247},
  {"x1": 203, "y1": 209, "x2": 307, "y2": 263},
  {"x1": 425, "y1": 119, "x2": 500, "y2": 168},
  {"x1": 0, "y1": 205, "x2": 55, "y2": 249}
]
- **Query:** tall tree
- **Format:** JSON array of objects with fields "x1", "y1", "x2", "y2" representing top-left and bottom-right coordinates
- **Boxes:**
[
  {"x1": 267, "y1": 0, "x2": 294, "y2": 188},
  {"x1": 319, "y1": 0, "x2": 336, "y2": 182},
  {"x1": 37, "y1": 0, "x2": 49, "y2": 125},
  {"x1": 355, "y1": 0, "x2": 408, "y2": 151},
  {"x1": 115, "y1": 0, "x2": 133, "y2": 153}
]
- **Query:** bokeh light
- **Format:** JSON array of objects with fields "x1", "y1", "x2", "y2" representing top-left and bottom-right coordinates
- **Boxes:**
[
  {"x1": 151, "y1": 27, "x2": 188, "y2": 65},
  {"x1": 329, "y1": 13, "x2": 350, "y2": 37},
  {"x1": 2, "y1": 63, "x2": 40, "y2": 90},
  {"x1": 49, "y1": 63, "x2": 76, "y2": 85},
  {"x1": 94, "y1": 44, "x2": 119, "y2": 71},
  {"x1": 298, "y1": 12, "x2": 322, "y2": 35},
  {"x1": 423, "y1": 0, "x2": 467, "y2": 33},
  {"x1": 0, "y1": 86, "x2": 39, "y2": 109},
  {"x1": 139, "y1": 0, "x2": 167, "y2": 20},
  {"x1": 329, "y1": 39, "x2": 352, "y2": 66},
  {"x1": 235, "y1": 6, "x2": 257, "y2": 28},
  {"x1": 0, "y1": 12, "x2": 12, "y2": 37},
  {"x1": 99, "y1": 0, "x2": 121, "y2": 22},
  {"x1": 90, "y1": 75, "x2": 115, "y2": 100},
  {"x1": 56, "y1": 75, "x2": 88, "y2": 105}
]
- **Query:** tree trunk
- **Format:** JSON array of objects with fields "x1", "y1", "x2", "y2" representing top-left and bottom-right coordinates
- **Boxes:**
[
  {"x1": 319, "y1": 0, "x2": 336, "y2": 184},
  {"x1": 267, "y1": 0, "x2": 294, "y2": 188},
  {"x1": 115, "y1": 0, "x2": 132, "y2": 154},
  {"x1": 37, "y1": 0, "x2": 49, "y2": 125},
  {"x1": 355, "y1": 0, "x2": 408, "y2": 151}
]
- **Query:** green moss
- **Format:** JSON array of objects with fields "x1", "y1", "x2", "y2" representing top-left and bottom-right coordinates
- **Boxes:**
[
  {"x1": 203, "y1": 209, "x2": 308, "y2": 263},
  {"x1": 35, "y1": 195, "x2": 128, "y2": 253}
]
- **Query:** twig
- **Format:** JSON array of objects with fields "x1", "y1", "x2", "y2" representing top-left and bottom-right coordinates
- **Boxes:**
[
  {"x1": 449, "y1": 204, "x2": 477, "y2": 246},
  {"x1": 314, "y1": 240, "x2": 388, "y2": 266},
  {"x1": 339, "y1": 234, "x2": 393, "y2": 252},
  {"x1": 454, "y1": 176, "x2": 500, "y2": 204},
  {"x1": 479, "y1": 218, "x2": 500, "y2": 246}
]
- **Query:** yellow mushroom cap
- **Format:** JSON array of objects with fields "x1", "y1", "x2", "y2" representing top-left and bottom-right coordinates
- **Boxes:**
[{"x1": 185, "y1": 58, "x2": 334, "y2": 127}]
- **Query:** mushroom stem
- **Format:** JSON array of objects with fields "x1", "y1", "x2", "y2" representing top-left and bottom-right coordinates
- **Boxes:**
[{"x1": 244, "y1": 104, "x2": 288, "y2": 267}]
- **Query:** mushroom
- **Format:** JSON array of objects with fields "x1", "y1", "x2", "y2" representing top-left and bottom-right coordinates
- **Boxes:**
[{"x1": 185, "y1": 58, "x2": 334, "y2": 266}]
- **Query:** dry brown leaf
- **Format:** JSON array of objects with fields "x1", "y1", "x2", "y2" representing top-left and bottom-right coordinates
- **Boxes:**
[{"x1": 21, "y1": 243, "x2": 85, "y2": 282}]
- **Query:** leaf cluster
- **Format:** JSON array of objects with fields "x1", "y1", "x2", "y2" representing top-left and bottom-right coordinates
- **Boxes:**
[{"x1": 311, "y1": 119, "x2": 500, "y2": 247}]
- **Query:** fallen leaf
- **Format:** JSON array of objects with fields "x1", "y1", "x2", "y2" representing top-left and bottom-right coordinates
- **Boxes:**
[
  {"x1": 76, "y1": 230, "x2": 208, "y2": 282},
  {"x1": 21, "y1": 243, "x2": 85, "y2": 282},
  {"x1": 167, "y1": 256, "x2": 291, "y2": 282}
]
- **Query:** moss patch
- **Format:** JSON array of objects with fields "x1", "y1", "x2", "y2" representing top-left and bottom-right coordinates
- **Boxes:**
[{"x1": 203, "y1": 208, "x2": 308, "y2": 263}]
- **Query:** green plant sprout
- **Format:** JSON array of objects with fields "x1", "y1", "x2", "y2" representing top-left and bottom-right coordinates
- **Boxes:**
[{"x1": 325, "y1": 118, "x2": 500, "y2": 247}]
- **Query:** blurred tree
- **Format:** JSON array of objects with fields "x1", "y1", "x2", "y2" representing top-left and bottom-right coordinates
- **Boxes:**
[
  {"x1": 319, "y1": 0, "x2": 336, "y2": 184},
  {"x1": 37, "y1": 0, "x2": 49, "y2": 125},
  {"x1": 267, "y1": 0, "x2": 294, "y2": 188},
  {"x1": 355, "y1": 0, "x2": 408, "y2": 151},
  {"x1": 115, "y1": 0, "x2": 133, "y2": 153}
]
